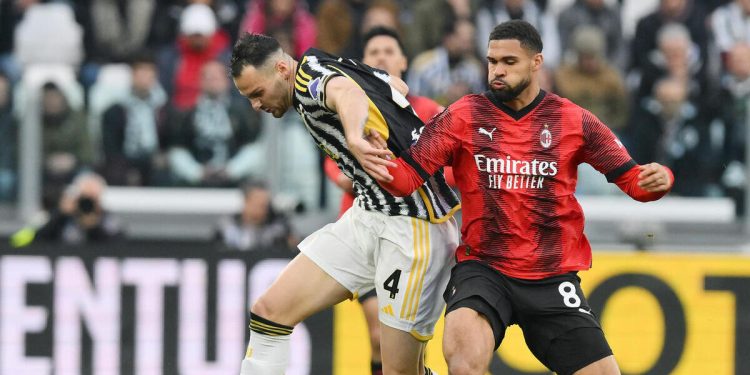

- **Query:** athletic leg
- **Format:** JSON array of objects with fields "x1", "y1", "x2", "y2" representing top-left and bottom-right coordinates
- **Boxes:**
[
  {"x1": 442, "y1": 307, "x2": 495, "y2": 375},
  {"x1": 360, "y1": 293, "x2": 383, "y2": 374},
  {"x1": 241, "y1": 253, "x2": 353, "y2": 375}
]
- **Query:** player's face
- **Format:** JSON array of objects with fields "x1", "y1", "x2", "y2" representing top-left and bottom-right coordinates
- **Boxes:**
[
  {"x1": 233, "y1": 62, "x2": 293, "y2": 118},
  {"x1": 362, "y1": 35, "x2": 407, "y2": 78},
  {"x1": 486, "y1": 39, "x2": 542, "y2": 102}
]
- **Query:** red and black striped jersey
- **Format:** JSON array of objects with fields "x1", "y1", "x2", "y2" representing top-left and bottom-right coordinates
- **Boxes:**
[{"x1": 382, "y1": 90, "x2": 668, "y2": 279}]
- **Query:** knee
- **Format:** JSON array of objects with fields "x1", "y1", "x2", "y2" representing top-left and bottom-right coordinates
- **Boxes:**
[
  {"x1": 444, "y1": 344, "x2": 487, "y2": 375},
  {"x1": 447, "y1": 359, "x2": 485, "y2": 375},
  {"x1": 250, "y1": 295, "x2": 279, "y2": 322}
]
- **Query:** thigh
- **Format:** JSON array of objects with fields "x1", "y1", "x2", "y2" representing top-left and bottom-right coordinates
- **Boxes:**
[
  {"x1": 444, "y1": 261, "x2": 514, "y2": 349},
  {"x1": 546, "y1": 328, "x2": 617, "y2": 375},
  {"x1": 442, "y1": 307, "x2": 495, "y2": 374},
  {"x1": 253, "y1": 253, "x2": 352, "y2": 326},
  {"x1": 511, "y1": 273, "x2": 606, "y2": 370},
  {"x1": 374, "y1": 216, "x2": 459, "y2": 340},
  {"x1": 297, "y1": 206, "x2": 377, "y2": 298}
]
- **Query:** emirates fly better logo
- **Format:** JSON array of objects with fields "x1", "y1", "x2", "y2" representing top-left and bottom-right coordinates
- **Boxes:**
[{"x1": 474, "y1": 154, "x2": 558, "y2": 190}]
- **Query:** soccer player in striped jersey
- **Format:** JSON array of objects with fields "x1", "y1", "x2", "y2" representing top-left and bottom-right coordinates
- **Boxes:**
[
  {"x1": 231, "y1": 33, "x2": 460, "y2": 375},
  {"x1": 322, "y1": 26, "x2": 453, "y2": 375},
  {"x1": 362, "y1": 21, "x2": 674, "y2": 375}
]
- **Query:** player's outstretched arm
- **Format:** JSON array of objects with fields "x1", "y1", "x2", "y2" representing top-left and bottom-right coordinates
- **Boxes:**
[
  {"x1": 325, "y1": 76, "x2": 396, "y2": 182},
  {"x1": 613, "y1": 162, "x2": 674, "y2": 202}
]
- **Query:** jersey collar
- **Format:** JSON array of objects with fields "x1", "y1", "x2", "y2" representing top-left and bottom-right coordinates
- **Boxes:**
[{"x1": 484, "y1": 89, "x2": 546, "y2": 121}]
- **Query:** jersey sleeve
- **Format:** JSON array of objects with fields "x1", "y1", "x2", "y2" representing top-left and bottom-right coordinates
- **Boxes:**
[
  {"x1": 613, "y1": 164, "x2": 674, "y2": 202},
  {"x1": 581, "y1": 109, "x2": 636, "y2": 182},
  {"x1": 381, "y1": 99, "x2": 467, "y2": 196},
  {"x1": 295, "y1": 55, "x2": 342, "y2": 110}
]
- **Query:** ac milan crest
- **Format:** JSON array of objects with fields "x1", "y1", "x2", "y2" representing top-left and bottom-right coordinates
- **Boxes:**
[{"x1": 540, "y1": 124, "x2": 552, "y2": 148}]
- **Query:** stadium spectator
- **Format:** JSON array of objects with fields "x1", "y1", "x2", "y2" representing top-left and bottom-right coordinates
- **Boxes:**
[
  {"x1": 239, "y1": 0, "x2": 317, "y2": 59},
  {"x1": 476, "y1": 0, "x2": 561, "y2": 68},
  {"x1": 630, "y1": 0, "x2": 708, "y2": 73},
  {"x1": 0, "y1": 72, "x2": 17, "y2": 201},
  {"x1": 159, "y1": 3, "x2": 231, "y2": 110},
  {"x1": 33, "y1": 172, "x2": 122, "y2": 244},
  {"x1": 215, "y1": 179, "x2": 296, "y2": 251},
  {"x1": 255, "y1": 111, "x2": 323, "y2": 214},
  {"x1": 718, "y1": 43, "x2": 750, "y2": 214},
  {"x1": 408, "y1": 17, "x2": 484, "y2": 105},
  {"x1": 628, "y1": 78, "x2": 716, "y2": 196},
  {"x1": 636, "y1": 23, "x2": 708, "y2": 103},
  {"x1": 148, "y1": 0, "x2": 244, "y2": 52},
  {"x1": 554, "y1": 26, "x2": 629, "y2": 134},
  {"x1": 406, "y1": 0, "x2": 477, "y2": 58},
  {"x1": 557, "y1": 0, "x2": 625, "y2": 67},
  {"x1": 85, "y1": 0, "x2": 155, "y2": 64},
  {"x1": 315, "y1": 0, "x2": 366, "y2": 56},
  {"x1": 101, "y1": 52, "x2": 169, "y2": 186},
  {"x1": 40, "y1": 81, "x2": 93, "y2": 210},
  {"x1": 711, "y1": 0, "x2": 750, "y2": 55},
  {"x1": 360, "y1": 20, "x2": 673, "y2": 375},
  {"x1": 168, "y1": 60, "x2": 262, "y2": 187}
]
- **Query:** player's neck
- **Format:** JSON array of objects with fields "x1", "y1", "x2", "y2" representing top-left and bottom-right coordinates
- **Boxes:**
[
  {"x1": 504, "y1": 83, "x2": 541, "y2": 112},
  {"x1": 286, "y1": 59, "x2": 299, "y2": 108}
]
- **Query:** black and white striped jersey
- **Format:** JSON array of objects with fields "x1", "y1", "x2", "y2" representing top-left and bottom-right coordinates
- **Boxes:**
[{"x1": 292, "y1": 48, "x2": 460, "y2": 223}]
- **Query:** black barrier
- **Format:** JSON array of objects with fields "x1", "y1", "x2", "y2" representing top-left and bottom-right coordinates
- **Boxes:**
[{"x1": 0, "y1": 241, "x2": 333, "y2": 375}]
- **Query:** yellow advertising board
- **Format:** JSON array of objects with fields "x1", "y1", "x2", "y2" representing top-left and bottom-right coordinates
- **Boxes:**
[{"x1": 334, "y1": 252, "x2": 750, "y2": 374}]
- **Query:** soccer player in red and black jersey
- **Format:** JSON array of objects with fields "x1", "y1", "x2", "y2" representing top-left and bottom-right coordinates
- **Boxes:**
[{"x1": 361, "y1": 20, "x2": 674, "y2": 375}]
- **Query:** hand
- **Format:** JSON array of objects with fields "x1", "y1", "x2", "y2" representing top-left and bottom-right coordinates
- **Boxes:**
[
  {"x1": 637, "y1": 163, "x2": 672, "y2": 192},
  {"x1": 347, "y1": 133, "x2": 396, "y2": 183},
  {"x1": 364, "y1": 128, "x2": 389, "y2": 155}
]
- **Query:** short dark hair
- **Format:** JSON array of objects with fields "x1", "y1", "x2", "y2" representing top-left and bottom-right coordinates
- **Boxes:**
[
  {"x1": 489, "y1": 20, "x2": 543, "y2": 53},
  {"x1": 230, "y1": 33, "x2": 281, "y2": 77},
  {"x1": 240, "y1": 178, "x2": 269, "y2": 197},
  {"x1": 129, "y1": 49, "x2": 156, "y2": 68},
  {"x1": 362, "y1": 26, "x2": 406, "y2": 55}
]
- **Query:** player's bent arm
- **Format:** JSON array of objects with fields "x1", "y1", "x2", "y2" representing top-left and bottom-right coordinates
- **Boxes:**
[
  {"x1": 325, "y1": 76, "x2": 396, "y2": 181},
  {"x1": 324, "y1": 76, "x2": 370, "y2": 142},
  {"x1": 613, "y1": 164, "x2": 674, "y2": 202}
]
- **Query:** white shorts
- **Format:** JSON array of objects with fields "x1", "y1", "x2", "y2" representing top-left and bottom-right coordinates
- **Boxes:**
[{"x1": 298, "y1": 202, "x2": 459, "y2": 340}]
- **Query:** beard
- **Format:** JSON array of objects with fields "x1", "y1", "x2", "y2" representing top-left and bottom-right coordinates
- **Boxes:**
[{"x1": 489, "y1": 76, "x2": 531, "y2": 102}]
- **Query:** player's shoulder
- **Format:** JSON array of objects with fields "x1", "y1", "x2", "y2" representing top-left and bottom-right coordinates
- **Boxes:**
[
  {"x1": 449, "y1": 93, "x2": 486, "y2": 109},
  {"x1": 544, "y1": 91, "x2": 587, "y2": 115},
  {"x1": 300, "y1": 47, "x2": 337, "y2": 62}
]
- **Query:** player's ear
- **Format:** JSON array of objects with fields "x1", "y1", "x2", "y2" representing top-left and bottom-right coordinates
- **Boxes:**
[
  {"x1": 532, "y1": 53, "x2": 544, "y2": 72},
  {"x1": 275, "y1": 58, "x2": 290, "y2": 78}
]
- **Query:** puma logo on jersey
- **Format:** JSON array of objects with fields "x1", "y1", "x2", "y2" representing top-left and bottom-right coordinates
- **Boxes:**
[{"x1": 479, "y1": 127, "x2": 496, "y2": 140}]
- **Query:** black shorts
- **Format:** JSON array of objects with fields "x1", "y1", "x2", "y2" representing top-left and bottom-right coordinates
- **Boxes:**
[
  {"x1": 357, "y1": 288, "x2": 377, "y2": 303},
  {"x1": 444, "y1": 261, "x2": 613, "y2": 375}
]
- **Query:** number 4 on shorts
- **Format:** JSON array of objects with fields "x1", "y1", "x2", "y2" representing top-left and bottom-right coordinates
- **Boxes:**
[{"x1": 383, "y1": 269, "x2": 402, "y2": 299}]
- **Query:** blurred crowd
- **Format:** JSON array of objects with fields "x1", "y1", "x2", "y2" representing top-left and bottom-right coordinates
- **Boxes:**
[{"x1": 1, "y1": 0, "x2": 750, "y2": 246}]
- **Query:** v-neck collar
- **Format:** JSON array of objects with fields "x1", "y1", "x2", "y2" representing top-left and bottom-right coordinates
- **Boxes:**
[{"x1": 484, "y1": 89, "x2": 546, "y2": 121}]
